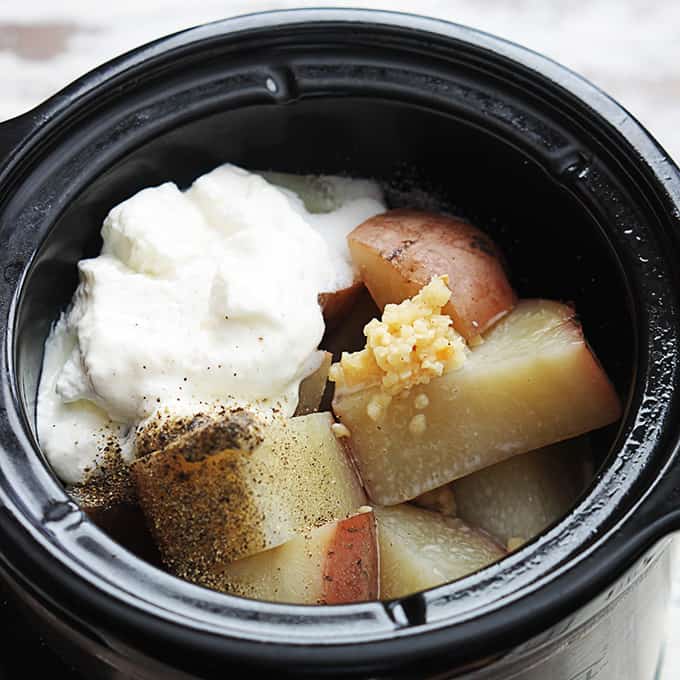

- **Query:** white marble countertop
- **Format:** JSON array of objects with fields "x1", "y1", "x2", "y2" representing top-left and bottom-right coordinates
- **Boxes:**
[{"x1": 1, "y1": 1, "x2": 678, "y2": 678}]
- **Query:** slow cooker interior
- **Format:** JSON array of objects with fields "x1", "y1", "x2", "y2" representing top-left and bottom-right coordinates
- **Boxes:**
[{"x1": 16, "y1": 95, "x2": 633, "y2": 570}]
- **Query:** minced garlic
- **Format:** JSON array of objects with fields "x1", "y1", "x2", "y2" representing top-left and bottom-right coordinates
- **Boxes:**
[
  {"x1": 329, "y1": 276, "x2": 467, "y2": 408},
  {"x1": 414, "y1": 393, "x2": 429, "y2": 410},
  {"x1": 408, "y1": 414, "x2": 427, "y2": 435},
  {"x1": 331, "y1": 422, "x2": 351, "y2": 438},
  {"x1": 366, "y1": 393, "x2": 393, "y2": 422}
]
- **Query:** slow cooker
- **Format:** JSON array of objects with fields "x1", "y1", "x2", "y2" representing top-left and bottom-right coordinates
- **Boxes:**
[{"x1": 0, "y1": 9, "x2": 679, "y2": 679}]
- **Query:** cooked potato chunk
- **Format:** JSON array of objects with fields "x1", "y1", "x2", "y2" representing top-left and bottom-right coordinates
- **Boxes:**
[
  {"x1": 216, "y1": 508, "x2": 378, "y2": 603},
  {"x1": 295, "y1": 352, "x2": 332, "y2": 416},
  {"x1": 132, "y1": 412, "x2": 367, "y2": 579},
  {"x1": 348, "y1": 210, "x2": 516, "y2": 343},
  {"x1": 412, "y1": 485, "x2": 457, "y2": 517},
  {"x1": 374, "y1": 504, "x2": 506, "y2": 599},
  {"x1": 333, "y1": 300, "x2": 621, "y2": 505},
  {"x1": 319, "y1": 282, "x2": 364, "y2": 330},
  {"x1": 452, "y1": 438, "x2": 592, "y2": 544},
  {"x1": 322, "y1": 288, "x2": 381, "y2": 360}
]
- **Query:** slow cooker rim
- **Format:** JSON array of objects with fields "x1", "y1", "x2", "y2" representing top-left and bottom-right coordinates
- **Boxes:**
[{"x1": 1, "y1": 8, "x2": 680, "y2": 675}]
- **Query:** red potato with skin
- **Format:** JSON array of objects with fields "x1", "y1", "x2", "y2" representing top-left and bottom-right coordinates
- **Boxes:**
[
  {"x1": 348, "y1": 210, "x2": 517, "y2": 344},
  {"x1": 333, "y1": 300, "x2": 621, "y2": 506},
  {"x1": 216, "y1": 508, "x2": 379, "y2": 603},
  {"x1": 321, "y1": 288, "x2": 381, "y2": 360},
  {"x1": 319, "y1": 281, "x2": 364, "y2": 331}
]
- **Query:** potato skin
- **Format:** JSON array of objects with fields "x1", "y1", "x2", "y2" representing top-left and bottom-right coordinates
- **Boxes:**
[
  {"x1": 319, "y1": 281, "x2": 363, "y2": 331},
  {"x1": 322, "y1": 510, "x2": 379, "y2": 604},
  {"x1": 295, "y1": 351, "x2": 332, "y2": 416},
  {"x1": 214, "y1": 509, "x2": 379, "y2": 603},
  {"x1": 348, "y1": 210, "x2": 516, "y2": 343},
  {"x1": 333, "y1": 300, "x2": 621, "y2": 506}
]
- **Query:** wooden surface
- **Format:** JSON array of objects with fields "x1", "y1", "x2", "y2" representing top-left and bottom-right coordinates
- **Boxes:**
[{"x1": 0, "y1": 2, "x2": 678, "y2": 678}]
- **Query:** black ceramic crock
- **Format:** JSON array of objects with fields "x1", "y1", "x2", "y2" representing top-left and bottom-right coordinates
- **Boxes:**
[{"x1": 0, "y1": 9, "x2": 680, "y2": 680}]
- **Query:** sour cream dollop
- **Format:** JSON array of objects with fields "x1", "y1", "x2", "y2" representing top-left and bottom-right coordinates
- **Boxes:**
[{"x1": 37, "y1": 164, "x2": 385, "y2": 483}]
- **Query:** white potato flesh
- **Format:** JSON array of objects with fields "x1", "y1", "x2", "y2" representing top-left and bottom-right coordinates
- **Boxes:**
[
  {"x1": 217, "y1": 509, "x2": 378, "y2": 604},
  {"x1": 333, "y1": 300, "x2": 621, "y2": 505},
  {"x1": 374, "y1": 504, "x2": 506, "y2": 599},
  {"x1": 452, "y1": 437, "x2": 592, "y2": 545},
  {"x1": 132, "y1": 412, "x2": 367, "y2": 575}
]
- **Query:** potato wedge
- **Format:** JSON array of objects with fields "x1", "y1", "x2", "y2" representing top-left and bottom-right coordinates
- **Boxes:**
[
  {"x1": 319, "y1": 281, "x2": 364, "y2": 331},
  {"x1": 132, "y1": 411, "x2": 367, "y2": 579},
  {"x1": 321, "y1": 288, "x2": 381, "y2": 361},
  {"x1": 295, "y1": 352, "x2": 332, "y2": 416},
  {"x1": 452, "y1": 438, "x2": 592, "y2": 545},
  {"x1": 411, "y1": 485, "x2": 457, "y2": 517},
  {"x1": 375, "y1": 505, "x2": 506, "y2": 599},
  {"x1": 348, "y1": 209, "x2": 516, "y2": 343},
  {"x1": 215, "y1": 508, "x2": 378, "y2": 603},
  {"x1": 333, "y1": 300, "x2": 621, "y2": 505}
]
